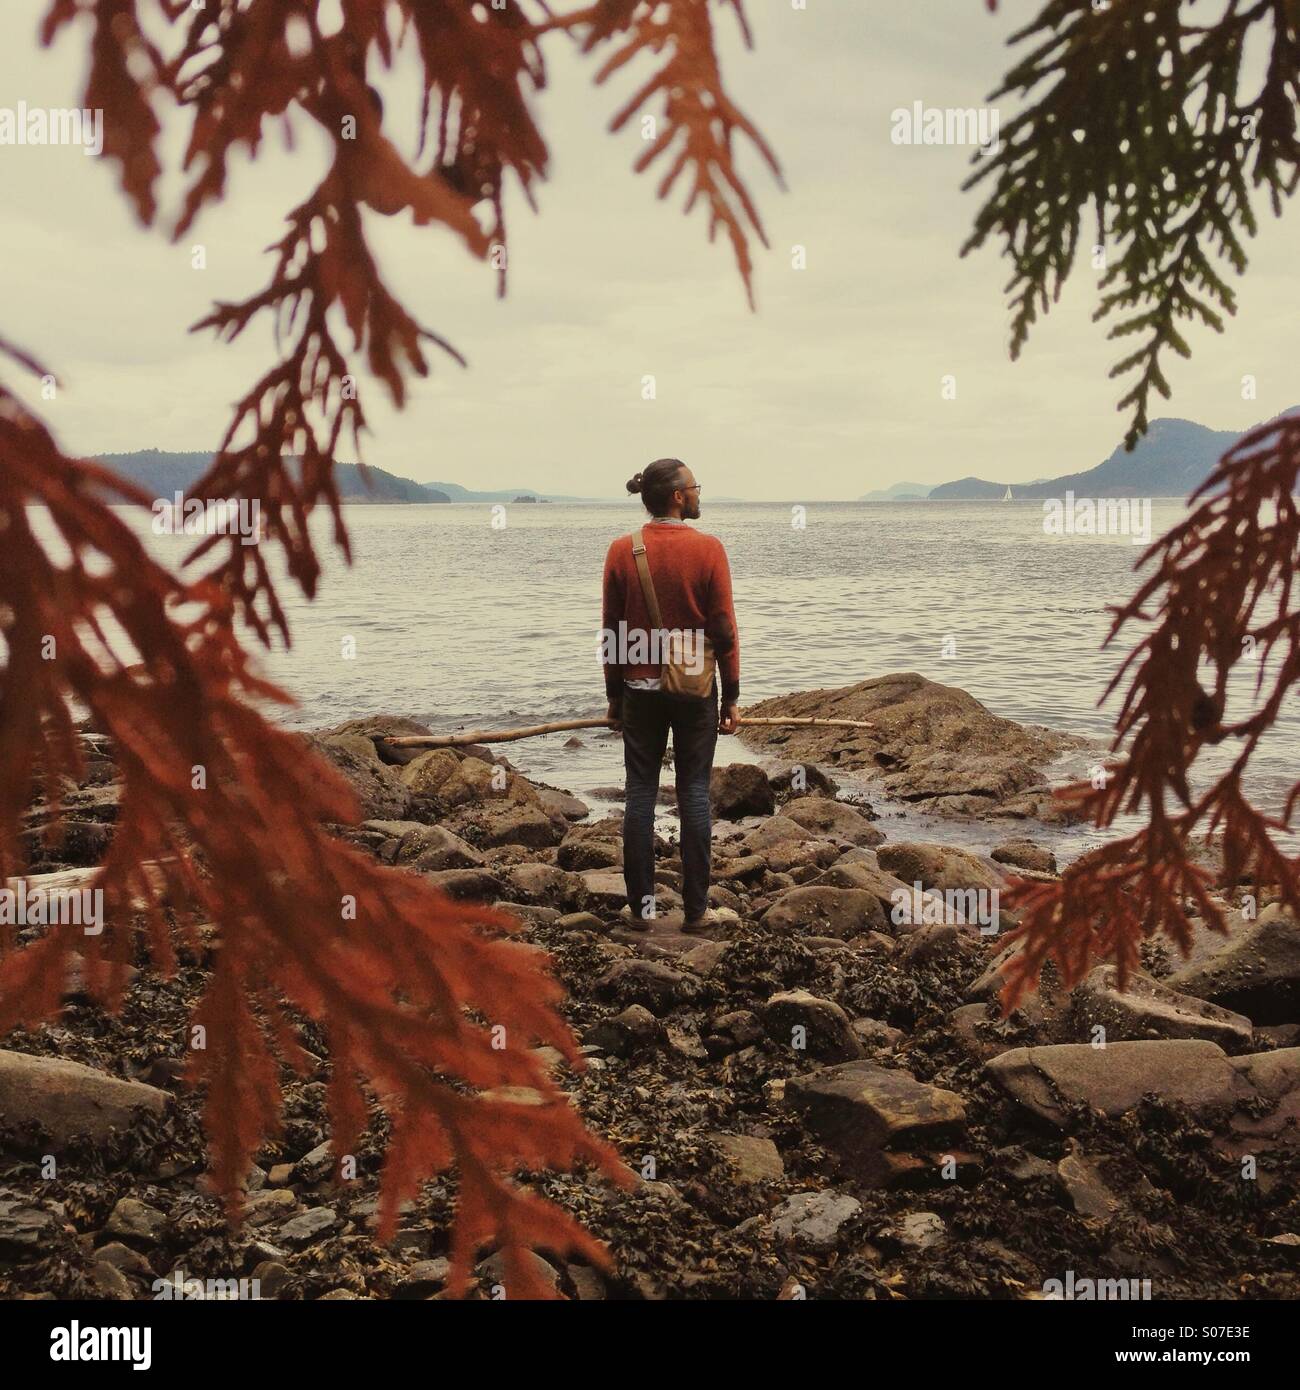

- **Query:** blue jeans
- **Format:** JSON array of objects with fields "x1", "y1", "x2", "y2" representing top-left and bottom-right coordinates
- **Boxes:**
[{"x1": 621, "y1": 685, "x2": 719, "y2": 921}]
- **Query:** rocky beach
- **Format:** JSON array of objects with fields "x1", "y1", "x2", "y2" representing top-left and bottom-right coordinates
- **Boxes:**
[{"x1": 4, "y1": 674, "x2": 1299, "y2": 1301}]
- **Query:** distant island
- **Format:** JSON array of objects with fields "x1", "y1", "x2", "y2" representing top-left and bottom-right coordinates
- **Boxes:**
[
  {"x1": 926, "y1": 408, "x2": 1297, "y2": 500},
  {"x1": 94, "y1": 452, "x2": 590, "y2": 504},
  {"x1": 858, "y1": 481, "x2": 929, "y2": 501}
]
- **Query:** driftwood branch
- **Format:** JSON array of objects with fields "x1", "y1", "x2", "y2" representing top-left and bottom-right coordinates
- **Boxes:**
[{"x1": 384, "y1": 715, "x2": 875, "y2": 749}]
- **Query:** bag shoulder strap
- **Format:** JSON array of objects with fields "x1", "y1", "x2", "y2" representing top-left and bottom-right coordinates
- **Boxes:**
[{"x1": 628, "y1": 527, "x2": 664, "y2": 629}]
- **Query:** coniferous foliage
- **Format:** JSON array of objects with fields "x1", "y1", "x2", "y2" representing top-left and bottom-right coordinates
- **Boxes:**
[
  {"x1": 965, "y1": 0, "x2": 1300, "y2": 445},
  {"x1": 1000, "y1": 413, "x2": 1300, "y2": 1005},
  {"x1": 2, "y1": 0, "x2": 776, "y2": 1293}
]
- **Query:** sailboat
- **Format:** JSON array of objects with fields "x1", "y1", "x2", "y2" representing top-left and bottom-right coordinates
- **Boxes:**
[{"x1": 1003, "y1": 486, "x2": 1014, "y2": 501}]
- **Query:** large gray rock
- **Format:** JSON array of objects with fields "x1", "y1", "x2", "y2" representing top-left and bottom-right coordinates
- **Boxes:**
[
  {"x1": 1073, "y1": 965, "x2": 1253, "y2": 1049},
  {"x1": 785, "y1": 1060, "x2": 966, "y2": 1185},
  {"x1": 877, "y1": 842, "x2": 1004, "y2": 896},
  {"x1": 986, "y1": 1040, "x2": 1242, "y2": 1127},
  {"x1": 763, "y1": 885, "x2": 886, "y2": 937},
  {"x1": 1168, "y1": 904, "x2": 1300, "y2": 1024},
  {"x1": 367, "y1": 822, "x2": 483, "y2": 872},
  {"x1": 0, "y1": 1049, "x2": 168, "y2": 1149},
  {"x1": 780, "y1": 797, "x2": 884, "y2": 847}
]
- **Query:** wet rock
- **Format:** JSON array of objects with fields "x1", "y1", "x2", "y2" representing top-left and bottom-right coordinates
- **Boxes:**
[
  {"x1": 308, "y1": 734, "x2": 413, "y2": 820},
  {"x1": 438, "y1": 757, "x2": 535, "y2": 809},
  {"x1": 1073, "y1": 965, "x2": 1253, "y2": 1049},
  {"x1": 769, "y1": 1192, "x2": 861, "y2": 1251},
  {"x1": 785, "y1": 1061, "x2": 967, "y2": 1186},
  {"x1": 708, "y1": 1133, "x2": 785, "y2": 1184},
  {"x1": 1168, "y1": 904, "x2": 1300, "y2": 1025},
  {"x1": 762, "y1": 885, "x2": 886, "y2": 937},
  {"x1": 991, "y1": 839, "x2": 1058, "y2": 874},
  {"x1": 0, "y1": 1049, "x2": 168, "y2": 1150},
  {"x1": 770, "y1": 763, "x2": 839, "y2": 798},
  {"x1": 780, "y1": 796, "x2": 883, "y2": 846},
  {"x1": 594, "y1": 959, "x2": 694, "y2": 1014},
  {"x1": 710, "y1": 764, "x2": 776, "y2": 819},
  {"x1": 245, "y1": 1189, "x2": 298, "y2": 1226},
  {"x1": 583, "y1": 1005, "x2": 660, "y2": 1056},
  {"x1": 761, "y1": 989, "x2": 863, "y2": 1062},
  {"x1": 104, "y1": 1197, "x2": 168, "y2": 1245},
  {"x1": 703, "y1": 1010, "x2": 764, "y2": 1057}
]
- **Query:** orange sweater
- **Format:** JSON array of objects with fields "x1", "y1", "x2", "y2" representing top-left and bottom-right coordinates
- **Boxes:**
[{"x1": 601, "y1": 523, "x2": 740, "y2": 702}]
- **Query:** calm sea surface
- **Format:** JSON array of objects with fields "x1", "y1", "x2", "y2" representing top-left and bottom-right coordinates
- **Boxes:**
[{"x1": 103, "y1": 501, "x2": 1300, "y2": 860}]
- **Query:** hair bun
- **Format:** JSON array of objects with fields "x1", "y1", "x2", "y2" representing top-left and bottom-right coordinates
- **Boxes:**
[{"x1": 626, "y1": 472, "x2": 644, "y2": 495}]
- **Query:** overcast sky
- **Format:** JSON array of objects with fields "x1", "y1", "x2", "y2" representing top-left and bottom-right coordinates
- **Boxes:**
[{"x1": 1, "y1": 1, "x2": 1293, "y2": 500}]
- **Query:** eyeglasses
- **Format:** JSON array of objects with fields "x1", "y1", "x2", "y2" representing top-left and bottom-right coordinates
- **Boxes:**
[{"x1": 680, "y1": 483, "x2": 702, "y2": 494}]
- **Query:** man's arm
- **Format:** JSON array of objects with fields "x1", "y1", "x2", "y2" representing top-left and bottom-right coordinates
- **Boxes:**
[
  {"x1": 707, "y1": 539, "x2": 741, "y2": 734},
  {"x1": 601, "y1": 541, "x2": 625, "y2": 731}
]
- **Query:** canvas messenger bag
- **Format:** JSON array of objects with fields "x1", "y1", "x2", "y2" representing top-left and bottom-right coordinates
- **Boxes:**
[{"x1": 628, "y1": 527, "x2": 717, "y2": 698}]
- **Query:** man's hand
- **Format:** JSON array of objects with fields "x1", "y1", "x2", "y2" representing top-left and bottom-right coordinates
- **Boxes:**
[
  {"x1": 606, "y1": 699, "x2": 623, "y2": 733},
  {"x1": 719, "y1": 701, "x2": 740, "y2": 735}
]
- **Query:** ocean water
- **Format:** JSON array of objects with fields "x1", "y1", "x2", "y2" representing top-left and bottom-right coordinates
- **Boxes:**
[{"x1": 88, "y1": 501, "x2": 1300, "y2": 858}]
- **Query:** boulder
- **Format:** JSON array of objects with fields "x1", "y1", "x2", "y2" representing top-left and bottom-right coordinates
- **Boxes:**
[
  {"x1": 709, "y1": 764, "x2": 776, "y2": 819},
  {"x1": 763, "y1": 885, "x2": 886, "y2": 937},
  {"x1": 876, "y1": 842, "x2": 1003, "y2": 895},
  {"x1": 0, "y1": 1049, "x2": 168, "y2": 1150},
  {"x1": 780, "y1": 797, "x2": 884, "y2": 847},
  {"x1": 421, "y1": 868, "x2": 502, "y2": 902},
  {"x1": 761, "y1": 989, "x2": 863, "y2": 1062},
  {"x1": 785, "y1": 1060, "x2": 966, "y2": 1186},
  {"x1": 308, "y1": 735, "x2": 412, "y2": 821},
  {"x1": 1167, "y1": 904, "x2": 1300, "y2": 1024},
  {"x1": 578, "y1": 870, "x2": 629, "y2": 915},
  {"x1": 500, "y1": 863, "x2": 581, "y2": 906},
  {"x1": 325, "y1": 716, "x2": 432, "y2": 766},
  {"x1": 386, "y1": 823, "x2": 483, "y2": 872},
  {"x1": 986, "y1": 1040, "x2": 1242, "y2": 1127},
  {"x1": 739, "y1": 816, "x2": 816, "y2": 854},
  {"x1": 558, "y1": 819, "x2": 624, "y2": 871},
  {"x1": 737, "y1": 673, "x2": 1084, "y2": 814},
  {"x1": 398, "y1": 749, "x2": 461, "y2": 794},
  {"x1": 537, "y1": 788, "x2": 590, "y2": 822},
  {"x1": 474, "y1": 803, "x2": 564, "y2": 849},
  {"x1": 1072, "y1": 965, "x2": 1253, "y2": 1049},
  {"x1": 770, "y1": 763, "x2": 839, "y2": 798}
]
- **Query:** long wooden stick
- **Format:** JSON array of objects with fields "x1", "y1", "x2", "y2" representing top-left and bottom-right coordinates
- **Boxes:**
[{"x1": 385, "y1": 715, "x2": 874, "y2": 749}]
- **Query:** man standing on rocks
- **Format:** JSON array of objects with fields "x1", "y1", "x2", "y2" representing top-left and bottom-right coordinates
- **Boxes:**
[{"x1": 601, "y1": 458, "x2": 741, "y2": 931}]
